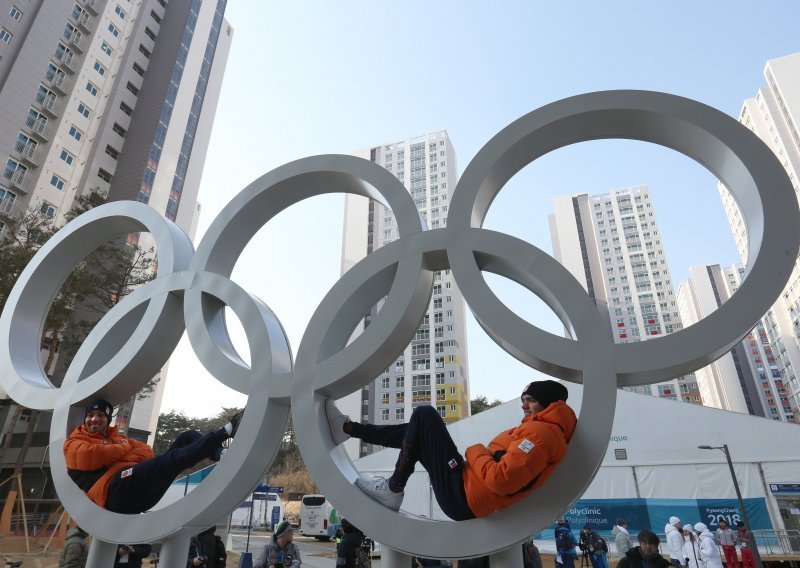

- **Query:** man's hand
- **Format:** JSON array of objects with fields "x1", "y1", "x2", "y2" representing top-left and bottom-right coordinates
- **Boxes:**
[{"x1": 192, "y1": 557, "x2": 207, "y2": 566}]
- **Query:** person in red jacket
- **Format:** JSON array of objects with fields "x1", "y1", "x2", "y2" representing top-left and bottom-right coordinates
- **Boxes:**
[
  {"x1": 64, "y1": 398, "x2": 243, "y2": 514},
  {"x1": 326, "y1": 380, "x2": 576, "y2": 520}
]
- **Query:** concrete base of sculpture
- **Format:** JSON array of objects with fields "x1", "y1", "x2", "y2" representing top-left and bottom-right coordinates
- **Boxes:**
[{"x1": 0, "y1": 90, "x2": 796, "y2": 567}]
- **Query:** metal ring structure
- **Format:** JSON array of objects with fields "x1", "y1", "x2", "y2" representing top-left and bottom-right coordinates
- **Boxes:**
[{"x1": 0, "y1": 91, "x2": 797, "y2": 565}]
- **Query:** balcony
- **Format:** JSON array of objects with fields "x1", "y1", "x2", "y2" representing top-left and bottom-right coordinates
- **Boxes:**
[
  {"x1": 54, "y1": 50, "x2": 78, "y2": 74},
  {"x1": 2, "y1": 168, "x2": 34, "y2": 194},
  {"x1": 70, "y1": 9, "x2": 92, "y2": 33},
  {"x1": 0, "y1": 196, "x2": 26, "y2": 220},
  {"x1": 13, "y1": 141, "x2": 43, "y2": 167},
  {"x1": 34, "y1": 91, "x2": 60, "y2": 117},
  {"x1": 63, "y1": 28, "x2": 84, "y2": 52},
  {"x1": 44, "y1": 69, "x2": 69, "y2": 95},
  {"x1": 81, "y1": 0, "x2": 102, "y2": 15},
  {"x1": 24, "y1": 116, "x2": 51, "y2": 141}
]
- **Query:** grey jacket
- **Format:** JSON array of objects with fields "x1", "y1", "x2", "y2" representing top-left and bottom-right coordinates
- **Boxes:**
[
  {"x1": 253, "y1": 540, "x2": 302, "y2": 568},
  {"x1": 613, "y1": 525, "x2": 633, "y2": 556},
  {"x1": 59, "y1": 527, "x2": 89, "y2": 568}
]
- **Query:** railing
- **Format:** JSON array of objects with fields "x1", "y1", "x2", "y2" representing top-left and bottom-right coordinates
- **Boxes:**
[
  {"x1": 63, "y1": 28, "x2": 84, "y2": 51},
  {"x1": 24, "y1": 116, "x2": 50, "y2": 139},
  {"x1": 81, "y1": 0, "x2": 101, "y2": 15},
  {"x1": 54, "y1": 49, "x2": 78, "y2": 73},
  {"x1": 13, "y1": 140, "x2": 42, "y2": 165},
  {"x1": 2, "y1": 168, "x2": 33, "y2": 192},
  {"x1": 0, "y1": 196, "x2": 26, "y2": 219},
  {"x1": 35, "y1": 90, "x2": 60, "y2": 116}
]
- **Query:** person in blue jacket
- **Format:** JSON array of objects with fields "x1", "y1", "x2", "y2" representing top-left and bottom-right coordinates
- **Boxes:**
[{"x1": 555, "y1": 518, "x2": 578, "y2": 568}]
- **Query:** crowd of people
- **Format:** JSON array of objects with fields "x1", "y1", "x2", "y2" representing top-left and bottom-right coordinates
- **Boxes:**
[{"x1": 552, "y1": 515, "x2": 755, "y2": 568}]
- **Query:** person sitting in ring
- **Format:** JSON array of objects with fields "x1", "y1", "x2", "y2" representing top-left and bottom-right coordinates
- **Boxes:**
[
  {"x1": 64, "y1": 398, "x2": 244, "y2": 514},
  {"x1": 326, "y1": 379, "x2": 576, "y2": 520}
]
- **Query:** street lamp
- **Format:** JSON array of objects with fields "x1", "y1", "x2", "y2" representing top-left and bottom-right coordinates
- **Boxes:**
[{"x1": 698, "y1": 444, "x2": 763, "y2": 568}]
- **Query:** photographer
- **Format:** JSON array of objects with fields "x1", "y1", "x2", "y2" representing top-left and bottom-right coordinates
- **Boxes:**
[
  {"x1": 254, "y1": 521, "x2": 302, "y2": 568},
  {"x1": 579, "y1": 525, "x2": 609, "y2": 568}
]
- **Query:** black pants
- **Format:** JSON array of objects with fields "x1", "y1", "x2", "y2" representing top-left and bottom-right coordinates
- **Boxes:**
[
  {"x1": 105, "y1": 429, "x2": 227, "y2": 514},
  {"x1": 350, "y1": 405, "x2": 475, "y2": 521}
]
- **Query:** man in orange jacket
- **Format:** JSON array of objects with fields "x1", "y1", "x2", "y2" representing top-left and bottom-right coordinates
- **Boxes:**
[
  {"x1": 326, "y1": 379, "x2": 576, "y2": 520},
  {"x1": 64, "y1": 399, "x2": 243, "y2": 514}
]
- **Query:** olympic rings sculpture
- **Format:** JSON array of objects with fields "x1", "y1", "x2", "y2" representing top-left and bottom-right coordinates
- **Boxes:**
[{"x1": 0, "y1": 91, "x2": 797, "y2": 564}]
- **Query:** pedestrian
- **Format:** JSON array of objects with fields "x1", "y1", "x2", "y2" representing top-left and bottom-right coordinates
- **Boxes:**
[
  {"x1": 580, "y1": 525, "x2": 609, "y2": 568},
  {"x1": 664, "y1": 517, "x2": 685, "y2": 567},
  {"x1": 736, "y1": 521, "x2": 756, "y2": 568},
  {"x1": 114, "y1": 544, "x2": 152, "y2": 568},
  {"x1": 187, "y1": 527, "x2": 219, "y2": 568},
  {"x1": 715, "y1": 520, "x2": 739, "y2": 568},
  {"x1": 253, "y1": 521, "x2": 301, "y2": 568},
  {"x1": 555, "y1": 518, "x2": 579, "y2": 568},
  {"x1": 326, "y1": 380, "x2": 576, "y2": 520},
  {"x1": 59, "y1": 525, "x2": 89, "y2": 568},
  {"x1": 64, "y1": 398, "x2": 244, "y2": 513},
  {"x1": 681, "y1": 524, "x2": 701, "y2": 568},
  {"x1": 616, "y1": 530, "x2": 672, "y2": 568},
  {"x1": 612, "y1": 518, "x2": 632, "y2": 559},
  {"x1": 695, "y1": 523, "x2": 723, "y2": 568},
  {"x1": 336, "y1": 519, "x2": 365, "y2": 568}
]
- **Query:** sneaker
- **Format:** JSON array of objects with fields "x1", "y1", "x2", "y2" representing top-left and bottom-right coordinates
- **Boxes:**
[
  {"x1": 227, "y1": 409, "x2": 245, "y2": 438},
  {"x1": 355, "y1": 475, "x2": 404, "y2": 511},
  {"x1": 325, "y1": 399, "x2": 350, "y2": 446}
]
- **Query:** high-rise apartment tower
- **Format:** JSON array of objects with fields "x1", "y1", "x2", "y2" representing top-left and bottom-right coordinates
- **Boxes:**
[
  {"x1": 549, "y1": 185, "x2": 702, "y2": 403},
  {"x1": 341, "y1": 130, "x2": 470, "y2": 457}
]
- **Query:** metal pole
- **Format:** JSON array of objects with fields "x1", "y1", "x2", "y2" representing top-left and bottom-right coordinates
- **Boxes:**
[
  {"x1": 245, "y1": 493, "x2": 254, "y2": 553},
  {"x1": 722, "y1": 444, "x2": 764, "y2": 568}
]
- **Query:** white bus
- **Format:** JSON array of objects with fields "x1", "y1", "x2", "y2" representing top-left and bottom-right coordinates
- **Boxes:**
[{"x1": 299, "y1": 494, "x2": 340, "y2": 540}]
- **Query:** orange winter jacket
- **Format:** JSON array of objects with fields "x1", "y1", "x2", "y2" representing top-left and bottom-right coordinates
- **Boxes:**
[
  {"x1": 63, "y1": 424, "x2": 154, "y2": 508},
  {"x1": 462, "y1": 400, "x2": 577, "y2": 517}
]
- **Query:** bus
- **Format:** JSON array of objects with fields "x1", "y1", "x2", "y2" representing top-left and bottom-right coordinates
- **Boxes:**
[{"x1": 299, "y1": 494, "x2": 340, "y2": 540}]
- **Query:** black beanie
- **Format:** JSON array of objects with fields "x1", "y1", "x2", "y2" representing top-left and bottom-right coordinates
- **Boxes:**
[
  {"x1": 85, "y1": 398, "x2": 113, "y2": 423},
  {"x1": 521, "y1": 380, "x2": 568, "y2": 409}
]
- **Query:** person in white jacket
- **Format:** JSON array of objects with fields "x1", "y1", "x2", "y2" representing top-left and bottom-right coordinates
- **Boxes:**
[
  {"x1": 664, "y1": 517, "x2": 685, "y2": 567},
  {"x1": 682, "y1": 523, "x2": 703, "y2": 568},
  {"x1": 695, "y1": 523, "x2": 723, "y2": 568}
]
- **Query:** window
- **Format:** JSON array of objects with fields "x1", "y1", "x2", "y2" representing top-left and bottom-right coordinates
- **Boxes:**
[
  {"x1": 100, "y1": 41, "x2": 113, "y2": 56},
  {"x1": 138, "y1": 44, "x2": 150, "y2": 58},
  {"x1": 144, "y1": 26, "x2": 156, "y2": 41},
  {"x1": 112, "y1": 122, "x2": 126, "y2": 137},
  {"x1": 380, "y1": 377, "x2": 389, "y2": 389},
  {"x1": 77, "y1": 102, "x2": 91, "y2": 118},
  {"x1": 108, "y1": 23, "x2": 119, "y2": 37},
  {"x1": 93, "y1": 61, "x2": 106, "y2": 76},
  {"x1": 450, "y1": 404, "x2": 457, "y2": 412},
  {"x1": 40, "y1": 201, "x2": 56, "y2": 218},
  {"x1": 380, "y1": 409, "x2": 389, "y2": 421},
  {"x1": 395, "y1": 408, "x2": 404, "y2": 420},
  {"x1": 126, "y1": 81, "x2": 139, "y2": 95},
  {"x1": 119, "y1": 101, "x2": 133, "y2": 116},
  {"x1": 60, "y1": 149, "x2": 75, "y2": 166},
  {"x1": 437, "y1": 406, "x2": 446, "y2": 418},
  {"x1": 68, "y1": 124, "x2": 83, "y2": 141},
  {"x1": 0, "y1": 28, "x2": 12, "y2": 43},
  {"x1": 115, "y1": 4, "x2": 126, "y2": 19},
  {"x1": 85, "y1": 81, "x2": 98, "y2": 96},
  {"x1": 97, "y1": 168, "x2": 112, "y2": 183},
  {"x1": 132, "y1": 62, "x2": 145, "y2": 76},
  {"x1": 105, "y1": 145, "x2": 120, "y2": 159},
  {"x1": 9, "y1": 6, "x2": 22, "y2": 21},
  {"x1": 50, "y1": 174, "x2": 65, "y2": 190},
  {"x1": 150, "y1": 10, "x2": 161, "y2": 24}
]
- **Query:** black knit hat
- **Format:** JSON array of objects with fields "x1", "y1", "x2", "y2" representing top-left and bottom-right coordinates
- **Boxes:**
[
  {"x1": 85, "y1": 398, "x2": 113, "y2": 422},
  {"x1": 521, "y1": 380, "x2": 568, "y2": 409}
]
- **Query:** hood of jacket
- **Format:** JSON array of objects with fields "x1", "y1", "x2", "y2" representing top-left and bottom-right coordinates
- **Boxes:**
[
  {"x1": 521, "y1": 400, "x2": 577, "y2": 441},
  {"x1": 65, "y1": 526, "x2": 87, "y2": 540},
  {"x1": 665, "y1": 523, "x2": 679, "y2": 535},
  {"x1": 612, "y1": 526, "x2": 621, "y2": 537}
]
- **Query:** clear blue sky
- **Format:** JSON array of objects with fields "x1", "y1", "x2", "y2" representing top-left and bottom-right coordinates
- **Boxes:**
[{"x1": 161, "y1": 2, "x2": 800, "y2": 416}]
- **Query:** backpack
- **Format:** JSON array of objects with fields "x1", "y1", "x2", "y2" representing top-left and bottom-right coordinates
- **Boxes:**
[
  {"x1": 214, "y1": 535, "x2": 227, "y2": 568},
  {"x1": 556, "y1": 528, "x2": 575, "y2": 552},
  {"x1": 355, "y1": 538, "x2": 372, "y2": 568}
]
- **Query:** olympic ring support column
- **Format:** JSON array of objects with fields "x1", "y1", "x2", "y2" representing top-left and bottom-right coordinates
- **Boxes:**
[{"x1": 0, "y1": 90, "x2": 796, "y2": 567}]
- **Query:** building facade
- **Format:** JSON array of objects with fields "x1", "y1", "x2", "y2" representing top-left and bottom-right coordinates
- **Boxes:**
[
  {"x1": 341, "y1": 130, "x2": 470, "y2": 457},
  {"x1": 718, "y1": 52, "x2": 800, "y2": 419},
  {"x1": 677, "y1": 263, "x2": 795, "y2": 421},
  {"x1": 549, "y1": 185, "x2": 702, "y2": 403},
  {"x1": 0, "y1": 0, "x2": 231, "y2": 512}
]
